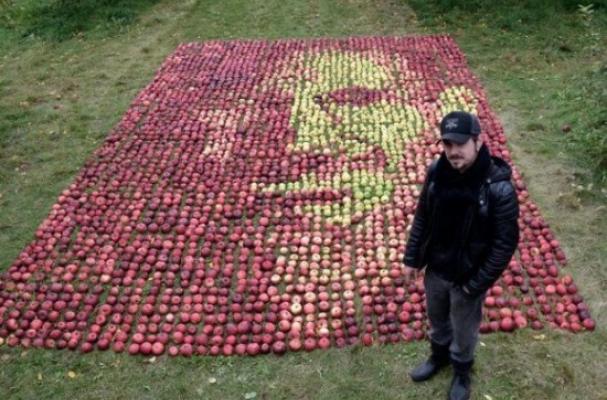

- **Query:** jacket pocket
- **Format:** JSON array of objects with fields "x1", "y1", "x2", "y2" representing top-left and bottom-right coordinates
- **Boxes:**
[{"x1": 460, "y1": 243, "x2": 487, "y2": 278}]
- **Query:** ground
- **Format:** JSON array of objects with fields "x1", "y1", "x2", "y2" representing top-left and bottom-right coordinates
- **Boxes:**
[{"x1": 0, "y1": 1, "x2": 606, "y2": 399}]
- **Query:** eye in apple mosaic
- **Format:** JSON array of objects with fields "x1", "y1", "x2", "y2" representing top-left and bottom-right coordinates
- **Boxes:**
[{"x1": 0, "y1": 36, "x2": 594, "y2": 357}]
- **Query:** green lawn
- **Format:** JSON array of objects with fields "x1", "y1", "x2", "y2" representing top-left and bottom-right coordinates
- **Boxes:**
[{"x1": 1, "y1": 1, "x2": 606, "y2": 399}]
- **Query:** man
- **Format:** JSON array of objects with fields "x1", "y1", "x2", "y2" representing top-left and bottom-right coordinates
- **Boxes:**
[{"x1": 403, "y1": 111, "x2": 519, "y2": 400}]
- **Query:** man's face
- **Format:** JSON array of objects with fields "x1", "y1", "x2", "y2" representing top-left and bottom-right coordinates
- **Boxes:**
[{"x1": 441, "y1": 138, "x2": 480, "y2": 173}]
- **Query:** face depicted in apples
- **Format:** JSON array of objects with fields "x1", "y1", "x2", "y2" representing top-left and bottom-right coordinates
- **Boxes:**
[{"x1": 258, "y1": 51, "x2": 478, "y2": 226}]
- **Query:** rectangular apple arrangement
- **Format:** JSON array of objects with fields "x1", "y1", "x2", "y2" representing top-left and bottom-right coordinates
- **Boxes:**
[{"x1": 0, "y1": 36, "x2": 594, "y2": 357}]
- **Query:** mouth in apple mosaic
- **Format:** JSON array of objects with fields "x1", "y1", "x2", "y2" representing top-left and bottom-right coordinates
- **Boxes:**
[{"x1": 0, "y1": 36, "x2": 594, "y2": 357}]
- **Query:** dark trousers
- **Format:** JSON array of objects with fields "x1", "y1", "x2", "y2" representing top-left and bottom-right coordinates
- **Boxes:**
[{"x1": 424, "y1": 269, "x2": 485, "y2": 363}]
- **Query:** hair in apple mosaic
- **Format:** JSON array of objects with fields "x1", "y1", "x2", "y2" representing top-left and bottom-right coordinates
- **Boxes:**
[{"x1": 0, "y1": 36, "x2": 594, "y2": 357}]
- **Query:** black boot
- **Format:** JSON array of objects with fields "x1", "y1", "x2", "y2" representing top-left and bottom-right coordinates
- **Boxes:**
[
  {"x1": 409, "y1": 341, "x2": 450, "y2": 382},
  {"x1": 448, "y1": 359, "x2": 473, "y2": 400}
]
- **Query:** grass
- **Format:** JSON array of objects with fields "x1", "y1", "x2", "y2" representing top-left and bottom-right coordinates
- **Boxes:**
[
  {"x1": 0, "y1": 0, "x2": 161, "y2": 42},
  {"x1": 0, "y1": 0, "x2": 606, "y2": 399},
  {"x1": 408, "y1": 0, "x2": 607, "y2": 185}
]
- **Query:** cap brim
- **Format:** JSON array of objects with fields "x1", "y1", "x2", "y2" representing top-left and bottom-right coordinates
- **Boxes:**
[{"x1": 440, "y1": 132, "x2": 472, "y2": 144}]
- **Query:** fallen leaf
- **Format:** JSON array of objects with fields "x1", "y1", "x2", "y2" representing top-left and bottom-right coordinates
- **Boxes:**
[
  {"x1": 68, "y1": 371, "x2": 77, "y2": 379},
  {"x1": 37, "y1": 373, "x2": 43, "y2": 381},
  {"x1": 484, "y1": 395, "x2": 494, "y2": 400},
  {"x1": 533, "y1": 334, "x2": 546, "y2": 341},
  {"x1": 244, "y1": 392, "x2": 257, "y2": 399},
  {"x1": 479, "y1": 341, "x2": 486, "y2": 347}
]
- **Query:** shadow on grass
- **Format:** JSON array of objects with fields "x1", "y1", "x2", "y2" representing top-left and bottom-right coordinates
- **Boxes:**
[{"x1": 1, "y1": 0, "x2": 161, "y2": 41}]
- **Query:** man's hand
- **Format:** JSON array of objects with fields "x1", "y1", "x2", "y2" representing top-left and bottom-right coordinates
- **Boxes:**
[
  {"x1": 403, "y1": 265, "x2": 419, "y2": 279},
  {"x1": 457, "y1": 284, "x2": 479, "y2": 300}
]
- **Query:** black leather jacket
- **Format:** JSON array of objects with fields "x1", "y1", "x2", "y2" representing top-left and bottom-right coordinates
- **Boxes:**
[{"x1": 404, "y1": 154, "x2": 520, "y2": 297}]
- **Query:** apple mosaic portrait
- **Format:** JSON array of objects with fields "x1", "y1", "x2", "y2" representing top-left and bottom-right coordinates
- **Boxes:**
[{"x1": 0, "y1": 38, "x2": 590, "y2": 357}]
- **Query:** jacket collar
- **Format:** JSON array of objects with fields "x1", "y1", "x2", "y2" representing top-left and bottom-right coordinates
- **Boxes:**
[{"x1": 487, "y1": 155, "x2": 513, "y2": 183}]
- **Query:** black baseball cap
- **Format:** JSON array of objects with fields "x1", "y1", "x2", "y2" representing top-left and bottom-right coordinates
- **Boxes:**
[{"x1": 439, "y1": 111, "x2": 481, "y2": 144}]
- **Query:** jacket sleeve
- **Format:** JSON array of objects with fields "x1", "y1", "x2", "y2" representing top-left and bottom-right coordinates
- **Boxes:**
[
  {"x1": 403, "y1": 161, "x2": 435, "y2": 269},
  {"x1": 465, "y1": 181, "x2": 520, "y2": 296}
]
